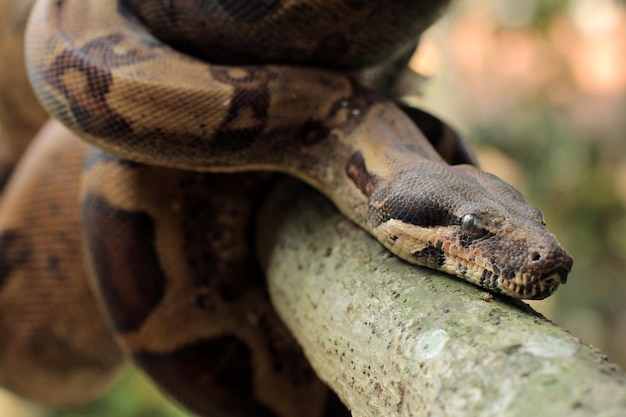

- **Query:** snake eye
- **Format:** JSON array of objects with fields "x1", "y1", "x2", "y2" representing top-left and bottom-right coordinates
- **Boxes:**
[{"x1": 460, "y1": 214, "x2": 487, "y2": 238}]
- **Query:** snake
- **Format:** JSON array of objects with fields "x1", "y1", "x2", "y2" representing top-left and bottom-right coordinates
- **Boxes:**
[{"x1": 0, "y1": 0, "x2": 574, "y2": 416}]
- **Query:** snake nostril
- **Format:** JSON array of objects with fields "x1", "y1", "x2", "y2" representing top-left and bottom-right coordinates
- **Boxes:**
[{"x1": 531, "y1": 251, "x2": 541, "y2": 262}]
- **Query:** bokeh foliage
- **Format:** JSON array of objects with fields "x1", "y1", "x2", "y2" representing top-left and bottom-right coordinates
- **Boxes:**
[{"x1": 413, "y1": 0, "x2": 626, "y2": 369}]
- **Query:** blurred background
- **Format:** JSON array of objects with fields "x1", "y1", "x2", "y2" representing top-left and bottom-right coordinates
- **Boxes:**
[
  {"x1": 410, "y1": 0, "x2": 626, "y2": 374},
  {"x1": 2, "y1": 0, "x2": 624, "y2": 415}
]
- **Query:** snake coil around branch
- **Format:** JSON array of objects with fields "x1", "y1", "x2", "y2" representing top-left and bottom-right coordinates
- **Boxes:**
[{"x1": 0, "y1": 0, "x2": 577, "y2": 416}]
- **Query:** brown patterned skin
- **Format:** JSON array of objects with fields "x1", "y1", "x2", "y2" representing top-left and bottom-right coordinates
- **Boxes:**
[
  {"x1": 79, "y1": 154, "x2": 334, "y2": 416},
  {"x1": 0, "y1": 0, "x2": 573, "y2": 415},
  {"x1": 0, "y1": 121, "x2": 123, "y2": 406},
  {"x1": 25, "y1": 0, "x2": 572, "y2": 298}
]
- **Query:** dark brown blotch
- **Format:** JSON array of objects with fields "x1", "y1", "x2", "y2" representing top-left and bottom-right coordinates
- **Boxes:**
[
  {"x1": 299, "y1": 119, "x2": 332, "y2": 145},
  {"x1": 176, "y1": 172, "x2": 268, "y2": 300},
  {"x1": 135, "y1": 336, "x2": 279, "y2": 417},
  {"x1": 411, "y1": 246, "x2": 446, "y2": 269},
  {"x1": 81, "y1": 193, "x2": 166, "y2": 333},
  {"x1": 43, "y1": 33, "x2": 156, "y2": 138},
  {"x1": 208, "y1": 67, "x2": 277, "y2": 152},
  {"x1": 0, "y1": 230, "x2": 32, "y2": 291},
  {"x1": 215, "y1": 0, "x2": 280, "y2": 22},
  {"x1": 254, "y1": 312, "x2": 317, "y2": 386},
  {"x1": 346, "y1": 151, "x2": 377, "y2": 197},
  {"x1": 326, "y1": 80, "x2": 382, "y2": 133}
]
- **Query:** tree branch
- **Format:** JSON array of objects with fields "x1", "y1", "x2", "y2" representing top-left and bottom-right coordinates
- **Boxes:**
[{"x1": 258, "y1": 181, "x2": 626, "y2": 417}]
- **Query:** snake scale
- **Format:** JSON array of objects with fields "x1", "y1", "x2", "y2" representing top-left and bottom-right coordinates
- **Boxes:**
[{"x1": 0, "y1": 0, "x2": 573, "y2": 416}]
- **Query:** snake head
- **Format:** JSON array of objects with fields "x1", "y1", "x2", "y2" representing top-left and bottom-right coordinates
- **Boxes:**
[{"x1": 367, "y1": 162, "x2": 573, "y2": 299}]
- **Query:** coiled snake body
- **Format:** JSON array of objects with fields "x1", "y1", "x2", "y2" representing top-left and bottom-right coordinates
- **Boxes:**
[{"x1": 0, "y1": 0, "x2": 573, "y2": 416}]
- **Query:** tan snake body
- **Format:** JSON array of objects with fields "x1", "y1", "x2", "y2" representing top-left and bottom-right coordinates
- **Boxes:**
[{"x1": 0, "y1": 0, "x2": 573, "y2": 416}]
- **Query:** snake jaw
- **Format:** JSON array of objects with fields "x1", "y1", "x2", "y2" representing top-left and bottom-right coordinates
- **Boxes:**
[
  {"x1": 527, "y1": 265, "x2": 569, "y2": 299},
  {"x1": 370, "y1": 214, "x2": 574, "y2": 299}
]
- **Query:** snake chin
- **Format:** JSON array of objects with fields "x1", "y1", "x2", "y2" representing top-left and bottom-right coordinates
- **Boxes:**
[
  {"x1": 448, "y1": 257, "x2": 565, "y2": 300},
  {"x1": 490, "y1": 266, "x2": 569, "y2": 300},
  {"x1": 533, "y1": 267, "x2": 569, "y2": 300}
]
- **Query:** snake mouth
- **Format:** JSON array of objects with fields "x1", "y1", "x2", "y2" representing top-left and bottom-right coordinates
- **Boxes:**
[
  {"x1": 530, "y1": 268, "x2": 569, "y2": 300},
  {"x1": 542, "y1": 267, "x2": 569, "y2": 285}
]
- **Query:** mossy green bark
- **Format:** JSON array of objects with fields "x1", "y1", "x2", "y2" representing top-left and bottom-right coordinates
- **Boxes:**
[{"x1": 259, "y1": 181, "x2": 626, "y2": 417}]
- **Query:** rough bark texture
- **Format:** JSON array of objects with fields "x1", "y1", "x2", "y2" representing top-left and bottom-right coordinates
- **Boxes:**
[{"x1": 257, "y1": 181, "x2": 626, "y2": 417}]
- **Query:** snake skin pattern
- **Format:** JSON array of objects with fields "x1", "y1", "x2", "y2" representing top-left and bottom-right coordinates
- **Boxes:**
[{"x1": 0, "y1": 0, "x2": 573, "y2": 416}]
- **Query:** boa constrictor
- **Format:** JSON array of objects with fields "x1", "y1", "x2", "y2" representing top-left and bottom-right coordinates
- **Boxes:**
[{"x1": 0, "y1": 0, "x2": 573, "y2": 416}]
